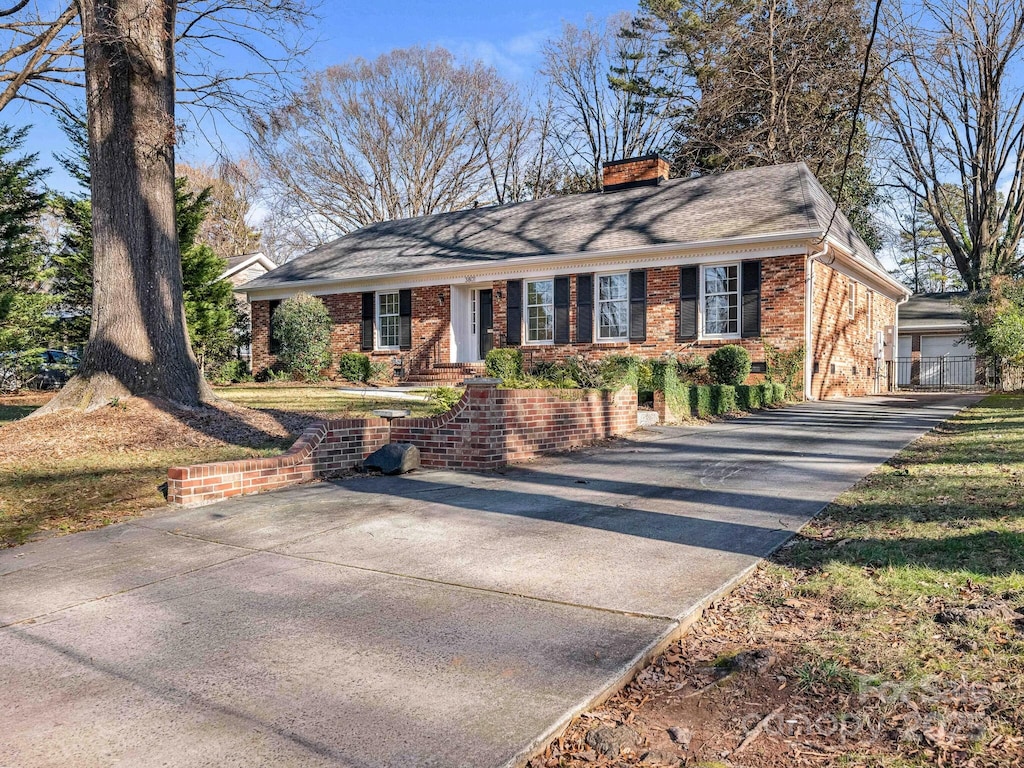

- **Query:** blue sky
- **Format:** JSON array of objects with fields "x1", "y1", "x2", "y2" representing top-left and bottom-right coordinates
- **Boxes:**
[{"x1": 6, "y1": 0, "x2": 634, "y2": 193}]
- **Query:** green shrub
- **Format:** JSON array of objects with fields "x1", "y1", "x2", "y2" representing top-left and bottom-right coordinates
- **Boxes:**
[
  {"x1": 485, "y1": 348, "x2": 523, "y2": 384},
  {"x1": 772, "y1": 381, "x2": 787, "y2": 403},
  {"x1": 678, "y1": 354, "x2": 707, "y2": 382},
  {"x1": 691, "y1": 384, "x2": 712, "y2": 418},
  {"x1": 708, "y1": 344, "x2": 752, "y2": 386},
  {"x1": 759, "y1": 381, "x2": 775, "y2": 406},
  {"x1": 270, "y1": 293, "x2": 333, "y2": 382},
  {"x1": 338, "y1": 352, "x2": 371, "y2": 383},
  {"x1": 212, "y1": 358, "x2": 251, "y2": 385},
  {"x1": 532, "y1": 360, "x2": 580, "y2": 388},
  {"x1": 559, "y1": 355, "x2": 603, "y2": 388},
  {"x1": 427, "y1": 386, "x2": 463, "y2": 415},
  {"x1": 712, "y1": 384, "x2": 738, "y2": 415},
  {"x1": 600, "y1": 355, "x2": 644, "y2": 391},
  {"x1": 763, "y1": 340, "x2": 805, "y2": 400},
  {"x1": 736, "y1": 384, "x2": 763, "y2": 411}
]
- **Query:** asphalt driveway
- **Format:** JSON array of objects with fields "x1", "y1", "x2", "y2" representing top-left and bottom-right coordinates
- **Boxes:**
[{"x1": 0, "y1": 393, "x2": 979, "y2": 767}]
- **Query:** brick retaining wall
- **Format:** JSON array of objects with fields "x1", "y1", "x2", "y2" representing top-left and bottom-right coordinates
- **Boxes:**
[{"x1": 167, "y1": 379, "x2": 638, "y2": 506}]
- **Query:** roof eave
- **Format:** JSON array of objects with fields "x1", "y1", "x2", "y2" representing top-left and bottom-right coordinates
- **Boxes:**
[{"x1": 241, "y1": 228, "x2": 825, "y2": 298}]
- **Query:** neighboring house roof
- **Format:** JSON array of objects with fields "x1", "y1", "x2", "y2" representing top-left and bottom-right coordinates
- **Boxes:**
[
  {"x1": 899, "y1": 292, "x2": 969, "y2": 332},
  {"x1": 219, "y1": 252, "x2": 277, "y2": 283},
  {"x1": 242, "y1": 163, "x2": 895, "y2": 294}
]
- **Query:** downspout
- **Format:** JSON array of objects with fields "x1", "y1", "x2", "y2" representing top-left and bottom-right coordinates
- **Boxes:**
[
  {"x1": 804, "y1": 242, "x2": 830, "y2": 401},
  {"x1": 890, "y1": 291, "x2": 911, "y2": 393}
]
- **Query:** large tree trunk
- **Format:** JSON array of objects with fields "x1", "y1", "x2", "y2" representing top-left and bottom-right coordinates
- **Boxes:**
[{"x1": 36, "y1": 0, "x2": 213, "y2": 413}]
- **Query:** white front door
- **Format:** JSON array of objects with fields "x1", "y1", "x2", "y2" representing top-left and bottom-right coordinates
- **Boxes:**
[{"x1": 450, "y1": 285, "x2": 483, "y2": 363}]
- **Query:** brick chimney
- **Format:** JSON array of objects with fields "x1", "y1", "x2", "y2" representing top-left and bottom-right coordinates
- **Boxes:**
[{"x1": 601, "y1": 154, "x2": 670, "y2": 191}]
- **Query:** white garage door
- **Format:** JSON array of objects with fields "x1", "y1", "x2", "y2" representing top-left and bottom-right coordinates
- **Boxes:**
[
  {"x1": 896, "y1": 336, "x2": 912, "y2": 385},
  {"x1": 920, "y1": 335, "x2": 976, "y2": 386}
]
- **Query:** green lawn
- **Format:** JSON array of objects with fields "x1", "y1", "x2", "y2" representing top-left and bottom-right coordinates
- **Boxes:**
[{"x1": 539, "y1": 393, "x2": 1024, "y2": 767}]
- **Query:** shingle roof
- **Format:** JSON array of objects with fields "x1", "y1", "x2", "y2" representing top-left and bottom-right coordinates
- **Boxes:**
[
  {"x1": 899, "y1": 292, "x2": 969, "y2": 330},
  {"x1": 243, "y1": 162, "x2": 884, "y2": 291}
]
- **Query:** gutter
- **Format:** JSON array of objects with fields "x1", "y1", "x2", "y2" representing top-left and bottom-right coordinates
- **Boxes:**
[{"x1": 804, "y1": 243, "x2": 831, "y2": 401}]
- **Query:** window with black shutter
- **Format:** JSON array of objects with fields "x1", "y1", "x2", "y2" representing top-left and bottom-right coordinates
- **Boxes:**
[
  {"x1": 628, "y1": 270, "x2": 647, "y2": 342},
  {"x1": 360, "y1": 292, "x2": 374, "y2": 351},
  {"x1": 576, "y1": 274, "x2": 593, "y2": 344},
  {"x1": 553, "y1": 276, "x2": 570, "y2": 344},
  {"x1": 679, "y1": 266, "x2": 698, "y2": 340},
  {"x1": 741, "y1": 260, "x2": 762, "y2": 338},
  {"x1": 505, "y1": 280, "x2": 522, "y2": 345}
]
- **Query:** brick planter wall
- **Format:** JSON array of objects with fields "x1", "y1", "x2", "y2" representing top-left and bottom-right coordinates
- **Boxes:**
[{"x1": 167, "y1": 379, "x2": 638, "y2": 506}]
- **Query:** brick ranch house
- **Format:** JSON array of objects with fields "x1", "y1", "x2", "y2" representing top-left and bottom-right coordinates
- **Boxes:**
[{"x1": 243, "y1": 157, "x2": 910, "y2": 399}]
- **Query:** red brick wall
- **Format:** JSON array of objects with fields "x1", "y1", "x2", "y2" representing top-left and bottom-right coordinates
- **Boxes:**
[
  {"x1": 251, "y1": 289, "x2": 451, "y2": 376},
  {"x1": 810, "y1": 260, "x2": 896, "y2": 398},
  {"x1": 166, "y1": 420, "x2": 391, "y2": 506},
  {"x1": 492, "y1": 256, "x2": 806, "y2": 374},
  {"x1": 167, "y1": 380, "x2": 638, "y2": 506}
]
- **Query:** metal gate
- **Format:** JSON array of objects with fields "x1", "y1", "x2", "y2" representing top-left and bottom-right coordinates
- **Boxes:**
[{"x1": 889, "y1": 356, "x2": 985, "y2": 390}]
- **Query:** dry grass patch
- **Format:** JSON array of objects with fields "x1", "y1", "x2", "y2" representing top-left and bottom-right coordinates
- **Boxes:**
[
  {"x1": 0, "y1": 395, "x2": 307, "y2": 547},
  {"x1": 531, "y1": 394, "x2": 1024, "y2": 768},
  {"x1": 0, "y1": 383, "x2": 438, "y2": 548},
  {"x1": 214, "y1": 382, "x2": 434, "y2": 419}
]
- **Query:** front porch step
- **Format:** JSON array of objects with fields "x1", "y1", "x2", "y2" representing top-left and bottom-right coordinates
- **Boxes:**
[{"x1": 405, "y1": 363, "x2": 486, "y2": 386}]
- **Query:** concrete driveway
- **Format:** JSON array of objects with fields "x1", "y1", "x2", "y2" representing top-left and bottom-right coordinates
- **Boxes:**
[{"x1": 0, "y1": 393, "x2": 978, "y2": 767}]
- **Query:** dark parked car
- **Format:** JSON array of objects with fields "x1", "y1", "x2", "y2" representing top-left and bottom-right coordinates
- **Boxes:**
[{"x1": 0, "y1": 349, "x2": 79, "y2": 392}]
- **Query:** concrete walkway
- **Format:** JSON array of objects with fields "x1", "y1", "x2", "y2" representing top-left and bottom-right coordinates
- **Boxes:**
[{"x1": 0, "y1": 393, "x2": 978, "y2": 768}]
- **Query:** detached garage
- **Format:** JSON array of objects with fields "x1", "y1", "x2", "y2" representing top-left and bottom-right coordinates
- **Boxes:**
[{"x1": 896, "y1": 292, "x2": 981, "y2": 388}]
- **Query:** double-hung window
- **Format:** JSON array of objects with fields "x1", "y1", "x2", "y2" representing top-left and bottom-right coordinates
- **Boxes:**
[
  {"x1": 597, "y1": 273, "x2": 629, "y2": 341},
  {"x1": 377, "y1": 292, "x2": 400, "y2": 349},
  {"x1": 703, "y1": 264, "x2": 739, "y2": 336},
  {"x1": 848, "y1": 280, "x2": 857, "y2": 319},
  {"x1": 526, "y1": 279, "x2": 554, "y2": 342}
]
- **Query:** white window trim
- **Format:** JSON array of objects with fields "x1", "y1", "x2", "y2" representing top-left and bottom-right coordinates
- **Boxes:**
[
  {"x1": 848, "y1": 280, "x2": 857, "y2": 320},
  {"x1": 376, "y1": 290, "x2": 400, "y2": 351},
  {"x1": 524, "y1": 278, "x2": 555, "y2": 345},
  {"x1": 595, "y1": 271, "x2": 630, "y2": 342},
  {"x1": 699, "y1": 262, "x2": 742, "y2": 340}
]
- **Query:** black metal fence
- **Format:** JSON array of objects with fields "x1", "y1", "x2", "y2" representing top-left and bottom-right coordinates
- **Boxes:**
[
  {"x1": 888, "y1": 356, "x2": 986, "y2": 390},
  {"x1": 886, "y1": 356, "x2": 1024, "y2": 391}
]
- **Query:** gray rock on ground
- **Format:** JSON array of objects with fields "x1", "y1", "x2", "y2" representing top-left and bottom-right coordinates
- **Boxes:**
[{"x1": 363, "y1": 443, "x2": 420, "y2": 475}]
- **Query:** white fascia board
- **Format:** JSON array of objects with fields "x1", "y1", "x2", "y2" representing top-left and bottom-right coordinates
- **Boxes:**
[
  {"x1": 824, "y1": 237, "x2": 911, "y2": 300},
  {"x1": 243, "y1": 230, "x2": 822, "y2": 301},
  {"x1": 219, "y1": 252, "x2": 276, "y2": 281}
]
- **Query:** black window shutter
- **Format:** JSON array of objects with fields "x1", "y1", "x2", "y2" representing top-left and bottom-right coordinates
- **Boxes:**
[
  {"x1": 361, "y1": 292, "x2": 374, "y2": 351},
  {"x1": 553, "y1": 276, "x2": 570, "y2": 345},
  {"x1": 741, "y1": 260, "x2": 762, "y2": 338},
  {"x1": 505, "y1": 280, "x2": 522, "y2": 345},
  {"x1": 679, "y1": 266, "x2": 698, "y2": 340},
  {"x1": 576, "y1": 274, "x2": 593, "y2": 344},
  {"x1": 398, "y1": 289, "x2": 412, "y2": 350},
  {"x1": 629, "y1": 269, "x2": 647, "y2": 342}
]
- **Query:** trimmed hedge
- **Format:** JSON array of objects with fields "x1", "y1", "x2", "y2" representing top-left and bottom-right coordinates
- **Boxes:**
[
  {"x1": 759, "y1": 381, "x2": 775, "y2": 406},
  {"x1": 691, "y1": 385, "x2": 712, "y2": 418},
  {"x1": 736, "y1": 384, "x2": 763, "y2": 411},
  {"x1": 708, "y1": 344, "x2": 752, "y2": 386},
  {"x1": 712, "y1": 385, "x2": 738, "y2": 415},
  {"x1": 653, "y1": 359, "x2": 691, "y2": 421},
  {"x1": 772, "y1": 382, "x2": 787, "y2": 403}
]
